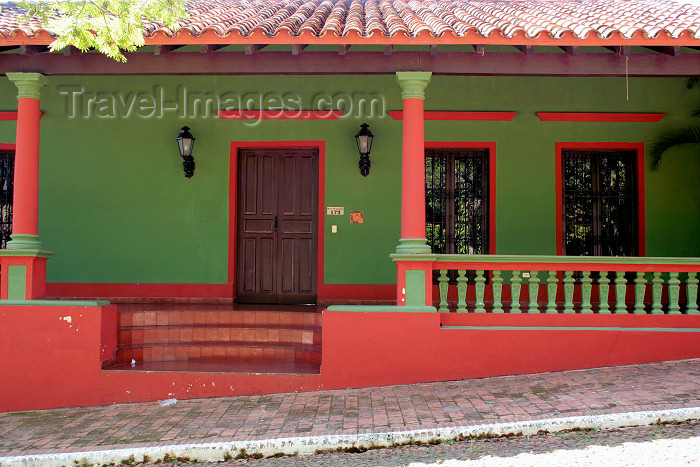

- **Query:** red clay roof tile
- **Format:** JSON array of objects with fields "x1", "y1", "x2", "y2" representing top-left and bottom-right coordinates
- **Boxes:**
[{"x1": 1, "y1": 0, "x2": 699, "y2": 44}]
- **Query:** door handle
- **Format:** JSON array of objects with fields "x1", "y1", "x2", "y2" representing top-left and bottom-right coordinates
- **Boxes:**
[{"x1": 274, "y1": 215, "x2": 278, "y2": 232}]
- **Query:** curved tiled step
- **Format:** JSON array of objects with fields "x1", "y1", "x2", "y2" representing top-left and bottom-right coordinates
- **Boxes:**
[
  {"x1": 112, "y1": 343, "x2": 321, "y2": 367},
  {"x1": 118, "y1": 325, "x2": 321, "y2": 346},
  {"x1": 105, "y1": 360, "x2": 320, "y2": 374},
  {"x1": 110, "y1": 304, "x2": 324, "y2": 373},
  {"x1": 117, "y1": 309, "x2": 321, "y2": 328}
]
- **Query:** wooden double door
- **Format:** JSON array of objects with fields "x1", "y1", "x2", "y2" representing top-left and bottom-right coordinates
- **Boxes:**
[{"x1": 236, "y1": 148, "x2": 318, "y2": 304}]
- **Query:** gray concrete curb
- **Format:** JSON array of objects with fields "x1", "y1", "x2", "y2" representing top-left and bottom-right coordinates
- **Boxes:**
[{"x1": 2, "y1": 407, "x2": 699, "y2": 467}]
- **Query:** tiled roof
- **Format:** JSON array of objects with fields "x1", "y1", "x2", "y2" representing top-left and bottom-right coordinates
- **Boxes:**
[{"x1": 1, "y1": 0, "x2": 699, "y2": 44}]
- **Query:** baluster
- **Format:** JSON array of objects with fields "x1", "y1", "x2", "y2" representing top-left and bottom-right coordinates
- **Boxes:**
[
  {"x1": 633, "y1": 271, "x2": 647, "y2": 314},
  {"x1": 615, "y1": 271, "x2": 628, "y2": 314},
  {"x1": 510, "y1": 270, "x2": 522, "y2": 313},
  {"x1": 581, "y1": 271, "x2": 593, "y2": 314},
  {"x1": 563, "y1": 271, "x2": 575, "y2": 314},
  {"x1": 687, "y1": 272, "x2": 699, "y2": 315},
  {"x1": 546, "y1": 270, "x2": 558, "y2": 314},
  {"x1": 651, "y1": 271, "x2": 664, "y2": 314},
  {"x1": 492, "y1": 270, "x2": 504, "y2": 313},
  {"x1": 475, "y1": 270, "x2": 486, "y2": 313},
  {"x1": 598, "y1": 271, "x2": 610, "y2": 314},
  {"x1": 456, "y1": 269, "x2": 468, "y2": 313},
  {"x1": 528, "y1": 271, "x2": 540, "y2": 313},
  {"x1": 438, "y1": 269, "x2": 449, "y2": 313},
  {"x1": 669, "y1": 271, "x2": 681, "y2": 314}
]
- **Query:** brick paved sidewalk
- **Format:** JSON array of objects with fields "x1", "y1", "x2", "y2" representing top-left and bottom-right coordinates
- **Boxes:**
[{"x1": 1, "y1": 359, "x2": 699, "y2": 461}]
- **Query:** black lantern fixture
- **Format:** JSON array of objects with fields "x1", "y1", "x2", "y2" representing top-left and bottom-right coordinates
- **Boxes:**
[
  {"x1": 176, "y1": 126, "x2": 196, "y2": 178},
  {"x1": 355, "y1": 123, "x2": 374, "y2": 177}
]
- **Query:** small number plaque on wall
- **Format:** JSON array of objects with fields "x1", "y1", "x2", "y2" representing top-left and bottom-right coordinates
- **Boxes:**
[{"x1": 327, "y1": 207, "x2": 344, "y2": 215}]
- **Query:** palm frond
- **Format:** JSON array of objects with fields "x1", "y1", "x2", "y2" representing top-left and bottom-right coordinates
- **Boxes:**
[
  {"x1": 692, "y1": 106, "x2": 700, "y2": 118},
  {"x1": 650, "y1": 126, "x2": 700, "y2": 171},
  {"x1": 686, "y1": 76, "x2": 700, "y2": 89}
]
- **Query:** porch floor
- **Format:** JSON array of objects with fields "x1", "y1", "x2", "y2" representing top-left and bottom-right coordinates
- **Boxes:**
[{"x1": 103, "y1": 302, "x2": 324, "y2": 374}]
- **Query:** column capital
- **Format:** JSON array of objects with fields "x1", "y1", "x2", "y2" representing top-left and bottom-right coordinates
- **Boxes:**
[
  {"x1": 6, "y1": 72, "x2": 47, "y2": 100},
  {"x1": 396, "y1": 71, "x2": 432, "y2": 100}
]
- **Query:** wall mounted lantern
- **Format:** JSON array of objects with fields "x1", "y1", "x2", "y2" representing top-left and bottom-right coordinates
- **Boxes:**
[
  {"x1": 355, "y1": 123, "x2": 374, "y2": 177},
  {"x1": 176, "y1": 126, "x2": 196, "y2": 178}
]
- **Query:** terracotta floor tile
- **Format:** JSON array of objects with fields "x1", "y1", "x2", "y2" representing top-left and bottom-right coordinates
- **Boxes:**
[
  {"x1": 132, "y1": 312, "x2": 145, "y2": 327},
  {"x1": 144, "y1": 329, "x2": 157, "y2": 344},
  {"x1": 179, "y1": 328, "x2": 193, "y2": 343},
  {"x1": 212, "y1": 347, "x2": 226, "y2": 360},
  {"x1": 156, "y1": 311, "x2": 169, "y2": 326},
  {"x1": 143, "y1": 312, "x2": 157, "y2": 326},
  {"x1": 181, "y1": 311, "x2": 194, "y2": 326},
  {"x1": 168, "y1": 311, "x2": 183, "y2": 326}
]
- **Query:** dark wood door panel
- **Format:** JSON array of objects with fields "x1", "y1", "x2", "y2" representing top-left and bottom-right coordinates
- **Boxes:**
[
  {"x1": 278, "y1": 237, "x2": 315, "y2": 301},
  {"x1": 237, "y1": 148, "x2": 318, "y2": 304}
]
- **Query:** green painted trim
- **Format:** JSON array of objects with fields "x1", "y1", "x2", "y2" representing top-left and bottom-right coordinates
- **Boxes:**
[
  {"x1": 6, "y1": 234, "x2": 45, "y2": 251},
  {"x1": 7, "y1": 265, "x2": 26, "y2": 300},
  {"x1": 392, "y1": 254, "x2": 700, "y2": 266},
  {"x1": 396, "y1": 72, "x2": 432, "y2": 100},
  {"x1": 442, "y1": 325, "x2": 700, "y2": 332},
  {"x1": 6, "y1": 72, "x2": 47, "y2": 100},
  {"x1": 395, "y1": 238, "x2": 432, "y2": 254},
  {"x1": 0, "y1": 299, "x2": 111, "y2": 306},
  {"x1": 0, "y1": 247, "x2": 54, "y2": 258},
  {"x1": 405, "y1": 269, "x2": 426, "y2": 306},
  {"x1": 326, "y1": 305, "x2": 436, "y2": 313}
]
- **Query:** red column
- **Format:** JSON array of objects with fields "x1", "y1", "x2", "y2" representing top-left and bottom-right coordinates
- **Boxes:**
[
  {"x1": 6, "y1": 73, "x2": 46, "y2": 250},
  {"x1": 395, "y1": 72, "x2": 431, "y2": 254}
]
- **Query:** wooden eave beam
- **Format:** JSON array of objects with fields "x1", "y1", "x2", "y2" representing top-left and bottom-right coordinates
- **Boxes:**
[
  {"x1": 338, "y1": 44, "x2": 350, "y2": 55},
  {"x1": 19, "y1": 44, "x2": 48, "y2": 55},
  {"x1": 384, "y1": 45, "x2": 393, "y2": 55},
  {"x1": 514, "y1": 44, "x2": 532, "y2": 55},
  {"x1": 430, "y1": 44, "x2": 438, "y2": 56},
  {"x1": 2, "y1": 51, "x2": 698, "y2": 76},
  {"x1": 643, "y1": 46, "x2": 681, "y2": 56},
  {"x1": 560, "y1": 46, "x2": 579, "y2": 56},
  {"x1": 154, "y1": 44, "x2": 186, "y2": 55},
  {"x1": 292, "y1": 44, "x2": 307, "y2": 55},
  {"x1": 245, "y1": 44, "x2": 268, "y2": 55},
  {"x1": 199, "y1": 44, "x2": 227, "y2": 53},
  {"x1": 604, "y1": 46, "x2": 630, "y2": 56}
]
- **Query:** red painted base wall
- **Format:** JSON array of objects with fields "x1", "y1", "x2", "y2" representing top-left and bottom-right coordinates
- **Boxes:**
[
  {"x1": 321, "y1": 312, "x2": 700, "y2": 388},
  {"x1": 0, "y1": 305, "x2": 117, "y2": 411},
  {"x1": 2, "y1": 307, "x2": 699, "y2": 412}
]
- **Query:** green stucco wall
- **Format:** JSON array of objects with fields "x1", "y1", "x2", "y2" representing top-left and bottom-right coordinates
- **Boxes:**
[{"x1": 0, "y1": 74, "x2": 698, "y2": 285}]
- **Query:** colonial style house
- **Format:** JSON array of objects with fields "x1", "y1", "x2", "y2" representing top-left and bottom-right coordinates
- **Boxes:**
[{"x1": 1, "y1": 0, "x2": 699, "y2": 411}]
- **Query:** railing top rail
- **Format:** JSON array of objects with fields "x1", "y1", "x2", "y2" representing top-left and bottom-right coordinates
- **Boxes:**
[{"x1": 390, "y1": 253, "x2": 700, "y2": 271}]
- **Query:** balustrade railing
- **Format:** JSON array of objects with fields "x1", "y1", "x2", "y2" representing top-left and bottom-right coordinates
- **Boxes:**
[{"x1": 426, "y1": 255, "x2": 700, "y2": 314}]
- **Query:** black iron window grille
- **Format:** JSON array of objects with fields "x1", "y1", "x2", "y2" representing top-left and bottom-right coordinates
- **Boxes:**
[
  {"x1": 0, "y1": 152, "x2": 13, "y2": 249},
  {"x1": 426, "y1": 148, "x2": 489, "y2": 283},
  {"x1": 562, "y1": 149, "x2": 638, "y2": 257}
]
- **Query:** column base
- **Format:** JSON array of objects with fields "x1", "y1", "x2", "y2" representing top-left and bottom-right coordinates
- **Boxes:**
[
  {"x1": 7, "y1": 234, "x2": 42, "y2": 250},
  {"x1": 396, "y1": 238, "x2": 431, "y2": 254}
]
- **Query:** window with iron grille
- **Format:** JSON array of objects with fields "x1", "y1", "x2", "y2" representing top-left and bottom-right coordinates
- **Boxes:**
[
  {"x1": 0, "y1": 152, "x2": 13, "y2": 249},
  {"x1": 562, "y1": 149, "x2": 637, "y2": 257},
  {"x1": 426, "y1": 148, "x2": 489, "y2": 255}
]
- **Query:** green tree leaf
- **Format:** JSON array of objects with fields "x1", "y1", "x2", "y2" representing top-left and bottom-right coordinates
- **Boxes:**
[
  {"x1": 650, "y1": 126, "x2": 700, "y2": 171},
  {"x1": 15, "y1": 0, "x2": 187, "y2": 62}
]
